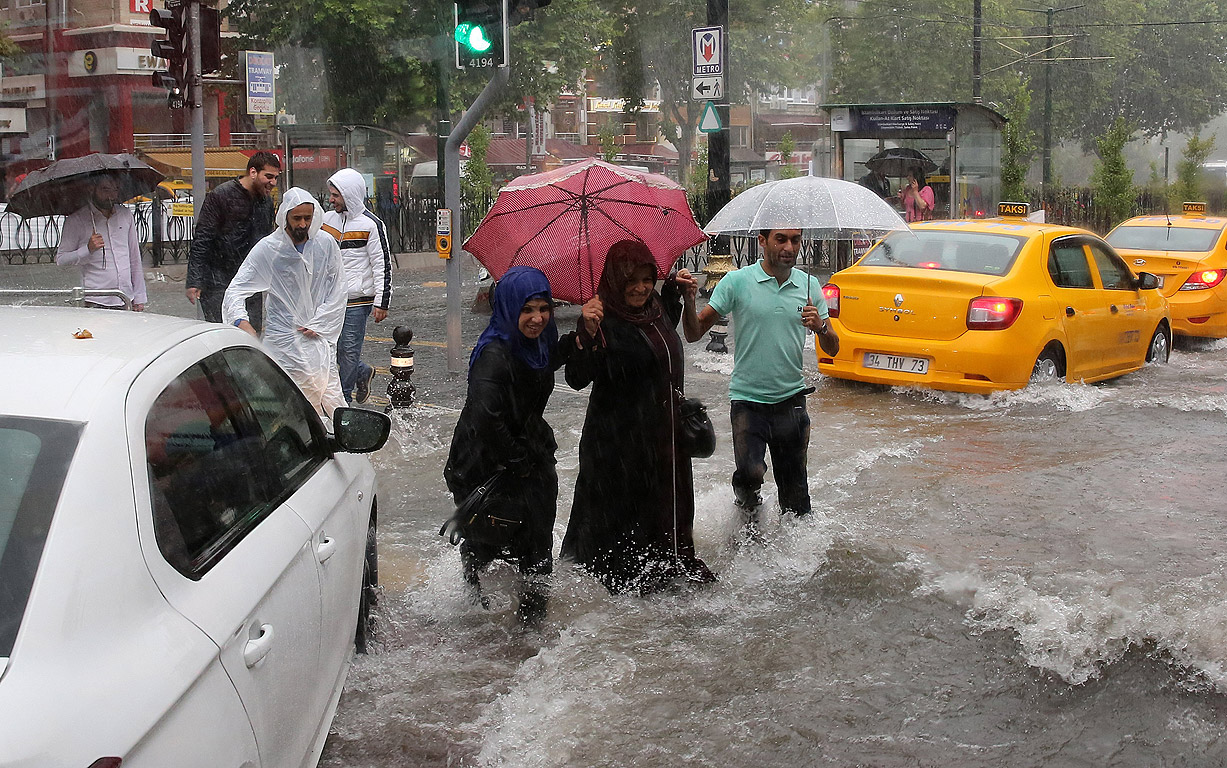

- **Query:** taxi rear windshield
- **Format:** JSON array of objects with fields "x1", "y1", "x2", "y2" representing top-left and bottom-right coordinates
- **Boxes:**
[
  {"x1": 1106, "y1": 225, "x2": 1221, "y2": 252},
  {"x1": 861, "y1": 231, "x2": 1027, "y2": 276},
  {"x1": 0, "y1": 417, "x2": 82, "y2": 657}
]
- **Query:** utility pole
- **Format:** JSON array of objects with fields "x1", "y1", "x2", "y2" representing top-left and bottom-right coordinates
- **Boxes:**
[
  {"x1": 972, "y1": 0, "x2": 982, "y2": 104},
  {"x1": 1021, "y1": 4, "x2": 1083, "y2": 189},
  {"x1": 189, "y1": 0, "x2": 205, "y2": 217},
  {"x1": 704, "y1": 0, "x2": 731, "y2": 260}
]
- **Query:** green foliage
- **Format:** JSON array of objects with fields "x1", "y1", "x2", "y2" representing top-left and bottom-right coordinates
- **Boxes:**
[
  {"x1": 778, "y1": 131, "x2": 798, "y2": 179},
  {"x1": 461, "y1": 124, "x2": 494, "y2": 237},
  {"x1": 1089, "y1": 117, "x2": 1135, "y2": 227},
  {"x1": 1171, "y1": 130, "x2": 1216, "y2": 208},
  {"x1": 1000, "y1": 80, "x2": 1035, "y2": 201},
  {"x1": 598, "y1": 120, "x2": 620, "y2": 162},
  {"x1": 0, "y1": 24, "x2": 20, "y2": 59}
]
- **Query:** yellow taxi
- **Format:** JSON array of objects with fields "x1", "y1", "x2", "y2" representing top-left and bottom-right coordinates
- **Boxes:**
[
  {"x1": 127, "y1": 179, "x2": 193, "y2": 204},
  {"x1": 817, "y1": 203, "x2": 1171, "y2": 393},
  {"x1": 1105, "y1": 202, "x2": 1227, "y2": 338}
]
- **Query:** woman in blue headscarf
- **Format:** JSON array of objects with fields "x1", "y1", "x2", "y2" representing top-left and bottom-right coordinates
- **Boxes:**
[{"x1": 444, "y1": 266, "x2": 570, "y2": 624}]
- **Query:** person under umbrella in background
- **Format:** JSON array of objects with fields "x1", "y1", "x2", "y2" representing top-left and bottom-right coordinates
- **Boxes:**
[
  {"x1": 223, "y1": 187, "x2": 347, "y2": 417},
  {"x1": 322, "y1": 168, "x2": 393, "y2": 405},
  {"x1": 187, "y1": 151, "x2": 281, "y2": 330},
  {"x1": 858, "y1": 167, "x2": 892, "y2": 201},
  {"x1": 444, "y1": 266, "x2": 573, "y2": 626},
  {"x1": 899, "y1": 166, "x2": 936, "y2": 222},
  {"x1": 562, "y1": 240, "x2": 717, "y2": 594},
  {"x1": 56, "y1": 173, "x2": 147, "y2": 311}
]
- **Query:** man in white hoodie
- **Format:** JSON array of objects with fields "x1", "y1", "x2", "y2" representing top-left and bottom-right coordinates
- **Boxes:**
[
  {"x1": 322, "y1": 168, "x2": 393, "y2": 404},
  {"x1": 223, "y1": 187, "x2": 347, "y2": 417}
]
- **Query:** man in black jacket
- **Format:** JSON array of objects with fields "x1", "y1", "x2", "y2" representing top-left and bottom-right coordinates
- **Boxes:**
[{"x1": 186, "y1": 151, "x2": 281, "y2": 327}]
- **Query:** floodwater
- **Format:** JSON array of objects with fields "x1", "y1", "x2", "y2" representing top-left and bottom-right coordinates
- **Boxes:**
[{"x1": 321, "y1": 277, "x2": 1227, "y2": 767}]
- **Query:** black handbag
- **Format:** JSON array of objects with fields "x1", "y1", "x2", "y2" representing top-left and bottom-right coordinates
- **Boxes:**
[
  {"x1": 676, "y1": 390, "x2": 716, "y2": 458},
  {"x1": 439, "y1": 469, "x2": 521, "y2": 546}
]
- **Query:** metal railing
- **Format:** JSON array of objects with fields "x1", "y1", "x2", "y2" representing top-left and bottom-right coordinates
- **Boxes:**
[
  {"x1": 0, "y1": 202, "x2": 195, "y2": 266},
  {"x1": 133, "y1": 133, "x2": 219, "y2": 150}
]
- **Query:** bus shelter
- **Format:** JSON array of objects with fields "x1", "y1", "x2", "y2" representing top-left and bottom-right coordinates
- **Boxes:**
[{"x1": 819, "y1": 102, "x2": 1006, "y2": 220}]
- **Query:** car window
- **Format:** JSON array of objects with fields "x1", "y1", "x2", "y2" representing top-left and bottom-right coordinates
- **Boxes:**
[
  {"x1": 1087, "y1": 243, "x2": 1136, "y2": 290},
  {"x1": 862, "y1": 231, "x2": 1026, "y2": 276},
  {"x1": 220, "y1": 346, "x2": 329, "y2": 490},
  {"x1": 145, "y1": 349, "x2": 325, "y2": 579},
  {"x1": 0, "y1": 417, "x2": 83, "y2": 657},
  {"x1": 1048, "y1": 242, "x2": 1095, "y2": 289},
  {"x1": 1106, "y1": 225, "x2": 1221, "y2": 252}
]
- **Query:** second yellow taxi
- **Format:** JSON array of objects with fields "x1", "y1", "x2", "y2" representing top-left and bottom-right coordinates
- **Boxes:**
[
  {"x1": 1106, "y1": 202, "x2": 1227, "y2": 339},
  {"x1": 818, "y1": 204, "x2": 1171, "y2": 393}
]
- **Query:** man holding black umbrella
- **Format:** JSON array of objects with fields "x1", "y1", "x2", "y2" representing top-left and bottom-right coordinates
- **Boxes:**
[{"x1": 56, "y1": 173, "x2": 147, "y2": 311}]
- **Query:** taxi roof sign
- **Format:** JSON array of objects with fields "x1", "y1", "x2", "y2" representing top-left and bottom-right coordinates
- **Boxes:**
[
  {"x1": 1183, "y1": 201, "x2": 1208, "y2": 216},
  {"x1": 997, "y1": 201, "x2": 1030, "y2": 218}
]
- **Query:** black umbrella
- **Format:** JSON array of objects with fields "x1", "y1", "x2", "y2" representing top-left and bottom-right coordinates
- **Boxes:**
[
  {"x1": 7, "y1": 152, "x2": 164, "y2": 218},
  {"x1": 865, "y1": 147, "x2": 939, "y2": 177}
]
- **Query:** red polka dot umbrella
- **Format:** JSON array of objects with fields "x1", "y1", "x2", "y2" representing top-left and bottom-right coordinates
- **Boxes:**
[{"x1": 463, "y1": 158, "x2": 707, "y2": 305}]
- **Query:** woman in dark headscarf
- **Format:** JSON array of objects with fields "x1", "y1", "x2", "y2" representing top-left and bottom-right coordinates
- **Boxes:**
[
  {"x1": 445, "y1": 266, "x2": 570, "y2": 623},
  {"x1": 561, "y1": 240, "x2": 716, "y2": 594}
]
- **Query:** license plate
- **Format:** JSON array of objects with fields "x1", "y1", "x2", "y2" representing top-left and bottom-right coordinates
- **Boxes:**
[{"x1": 863, "y1": 352, "x2": 929, "y2": 375}]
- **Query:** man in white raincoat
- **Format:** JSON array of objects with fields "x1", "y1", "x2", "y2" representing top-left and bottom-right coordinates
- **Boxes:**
[{"x1": 223, "y1": 187, "x2": 347, "y2": 416}]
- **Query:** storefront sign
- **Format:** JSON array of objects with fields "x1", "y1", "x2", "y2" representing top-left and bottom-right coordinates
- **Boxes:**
[
  {"x1": 245, "y1": 51, "x2": 276, "y2": 115},
  {"x1": 587, "y1": 98, "x2": 661, "y2": 113},
  {"x1": 0, "y1": 75, "x2": 46, "y2": 102},
  {"x1": 69, "y1": 48, "x2": 168, "y2": 77},
  {"x1": 0, "y1": 107, "x2": 26, "y2": 133},
  {"x1": 290, "y1": 147, "x2": 339, "y2": 169},
  {"x1": 852, "y1": 106, "x2": 957, "y2": 135}
]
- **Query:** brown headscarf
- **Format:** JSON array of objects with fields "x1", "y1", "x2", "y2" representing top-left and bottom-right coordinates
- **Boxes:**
[{"x1": 597, "y1": 239, "x2": 664, "y2": 326}]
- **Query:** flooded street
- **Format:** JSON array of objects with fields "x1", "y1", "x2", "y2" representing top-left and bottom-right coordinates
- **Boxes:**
[{"x1": 319, "y1": 271, "x2": 1227, "y2": 767}]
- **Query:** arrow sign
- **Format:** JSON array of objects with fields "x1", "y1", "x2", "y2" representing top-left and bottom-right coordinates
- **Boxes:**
[
  {"x1": 698, "y1": 100, "x2": 722, "y2": 133},
  {"x1": 691, "y1": 76, "x2": 724, "y2": 101},
  {"x1": 692, "y1": 26, "x2": 723, "y2": 76}
]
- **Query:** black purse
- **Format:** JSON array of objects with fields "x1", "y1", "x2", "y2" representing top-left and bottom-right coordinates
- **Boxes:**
[
  {"x1": 439, "y1": 469, "x2": 522, "y2": 546},
  {"x1": 676, "y1": 389, "x2": 716, "y2": 458}
]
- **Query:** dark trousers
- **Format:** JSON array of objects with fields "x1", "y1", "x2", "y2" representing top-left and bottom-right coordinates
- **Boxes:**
[
  {"x1": 200, "y1": 289, "x2": 264, "y2": 335},
  {"x1": 730, "y1": 394, "x2": 812, "y2": 515}
]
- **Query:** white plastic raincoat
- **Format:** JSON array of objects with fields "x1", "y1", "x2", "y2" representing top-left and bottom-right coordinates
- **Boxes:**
[{"x1": 223, "y1": 187, "x2": 348, "y2": 415}]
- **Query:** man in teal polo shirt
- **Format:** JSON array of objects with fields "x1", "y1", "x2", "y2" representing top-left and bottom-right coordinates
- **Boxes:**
[{"x1": 682, "y1": 229, "x2": 839, "y2": 523}]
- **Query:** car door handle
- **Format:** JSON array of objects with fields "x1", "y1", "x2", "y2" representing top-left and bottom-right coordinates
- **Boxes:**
[
  {"x1": 1065, "y1": 306, "x2": 1075, "y2": 316},
  {"x1": 316, "y1": 535, "x2": 337, "y2": 563},
  {"x1": 243, "y1": 624, "x2": 274, "y2": 668},
  {"x1": 1110, "y1": 304, "x2": 1119, "y2": 313}
]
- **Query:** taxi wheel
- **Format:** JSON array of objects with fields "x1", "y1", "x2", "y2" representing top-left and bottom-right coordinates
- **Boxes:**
[
  {"x1": 355, "y1": 507, "x2": 379, "y2": 655},
  {"x1": 1146, "y1": 324, "x2": 1171, "y2": 364},
  {"x1": 1031, "y1": 345, "x2": 1065, "y2": 383}
]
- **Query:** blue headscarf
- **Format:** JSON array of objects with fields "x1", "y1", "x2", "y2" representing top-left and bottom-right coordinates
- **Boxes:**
[{"x1": 469, "y1": 266, "x2": 558, "y2": 373}]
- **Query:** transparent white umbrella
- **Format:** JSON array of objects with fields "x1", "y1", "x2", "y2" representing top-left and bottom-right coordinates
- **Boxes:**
[{"x1": 703, "y1": 175, "x2": 910, "y2": 238}]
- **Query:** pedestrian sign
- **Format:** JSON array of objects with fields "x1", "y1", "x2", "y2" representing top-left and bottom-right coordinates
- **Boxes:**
[
  {"x1": 691, "y1": 76, "x2": 723, "y2": 101},
  {"x1": 698, "y1": 101, "x2": 722, "y2": 133}
]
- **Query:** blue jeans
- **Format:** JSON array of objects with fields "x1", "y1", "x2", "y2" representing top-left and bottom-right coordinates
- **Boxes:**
[
  {"x1": 730, "y1": 393, "x2": 812, "y2": 515},
  {"x1": 338, "y1": 304, "x2": 373, "y2": 403}
]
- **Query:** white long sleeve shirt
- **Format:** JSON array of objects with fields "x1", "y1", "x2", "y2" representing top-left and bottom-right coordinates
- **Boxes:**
[{"x1": 55, "y1": 202, "x2": 147, "y2": 308}]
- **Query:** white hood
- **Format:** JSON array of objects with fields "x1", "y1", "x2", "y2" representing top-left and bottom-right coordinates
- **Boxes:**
[
  {"x1": 277, "y1": 186, "x2": 326, "y2": 238},
  {"x1": 327, "y1": 169, "x2": 367, "y2": 215}
]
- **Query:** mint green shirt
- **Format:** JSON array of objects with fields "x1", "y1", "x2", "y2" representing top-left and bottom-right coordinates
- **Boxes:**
[{"x1": 707, "y1": 261, "x2": 829, "y2": 404}]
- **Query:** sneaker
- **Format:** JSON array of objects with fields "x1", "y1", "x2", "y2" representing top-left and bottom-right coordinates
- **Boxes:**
[{"x1": 355, "y1": 366, "x2": 375, "y2": 404}]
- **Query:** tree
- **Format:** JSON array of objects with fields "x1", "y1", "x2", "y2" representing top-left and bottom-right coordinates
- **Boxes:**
[
  {"x1": 1000, "y1": 78, "x2": 1035, "y2": 201},
  {"x1": 778, "y1": 131, "x2": 798, "y2": 179},
  {"x1": 1171, "y1": 130, "x2": 1216, "y2": 208},
  {"x1": 602, "y1": 0, "x2": 814, "y2": 185},
  {"x1": 1089, "y1": 117, "x2": 1135, "y2": 227},
  {"x1": 461, "y1": 123, "x2": 494, "y2": 236},
  {"x1": 598, "y1": 119, "x2": 620, "y2": 162}
]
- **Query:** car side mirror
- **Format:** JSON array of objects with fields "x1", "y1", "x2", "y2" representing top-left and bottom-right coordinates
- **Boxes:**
[
  {"x1": 331, "y1": 407, "x2": 391, "y2": 453},
  {"x1": 1135, "y1": 271, "x2": 1160, "y2": 290}
]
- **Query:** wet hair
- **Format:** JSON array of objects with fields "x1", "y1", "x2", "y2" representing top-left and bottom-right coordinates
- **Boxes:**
[
  {"x1": 908, "y1": 166, "x2": 927, "y2": 189},
  {"x1": 248, "y1": 150, "x2": 282, "y2": 173}
]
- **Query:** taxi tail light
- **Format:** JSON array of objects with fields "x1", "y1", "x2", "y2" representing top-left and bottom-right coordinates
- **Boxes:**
[
  {"x1": 1179, "y1": 270, "x2": 1225, "y2": 291},
  {"x1": 967, "y1": 297, "x2": 1023, "y2": 330},
  {"x1": 822, "y1": 284, "x2": 840, "y2": 317}
]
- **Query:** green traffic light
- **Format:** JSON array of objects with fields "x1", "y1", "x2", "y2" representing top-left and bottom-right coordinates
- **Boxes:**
[{"x1": 454, "y1": 22, "x2": 493, "y2": 53}]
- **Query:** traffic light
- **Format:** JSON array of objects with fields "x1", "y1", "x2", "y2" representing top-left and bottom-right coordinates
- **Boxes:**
[
  {"x1": 200, "y1": 5, "x2": 221, "y2": 75},
  {"x1": 150, "y1": 1, "x2": 189, "y2": 109},
  {"x1": 454, "y1": 0, "x2": 506, "y2": 69}
]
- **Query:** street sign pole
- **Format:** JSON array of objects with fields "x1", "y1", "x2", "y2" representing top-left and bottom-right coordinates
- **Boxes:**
[{"x1": 699, "y1": 4, "x2": 730, "y2": 261}]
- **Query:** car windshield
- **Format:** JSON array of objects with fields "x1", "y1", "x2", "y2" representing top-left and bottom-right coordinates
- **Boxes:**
[
  {"x1": 861, "y1": 231, "x2": 1027, "y2": 276},
  {"x1": 1106, "y1": 225, "x2": 1222, "y2": 253},
  {"x1": 0, "y1": 417, "x2": 82, "y2": 658}
]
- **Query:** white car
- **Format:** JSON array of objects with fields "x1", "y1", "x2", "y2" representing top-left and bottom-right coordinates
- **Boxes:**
[{"x1": 0, "y1": 307, "x2": 389, "y2": 768}]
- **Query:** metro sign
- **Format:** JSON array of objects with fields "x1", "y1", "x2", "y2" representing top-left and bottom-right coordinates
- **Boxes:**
[{"x1": 691, "y1": 26, "x2": 723, "y2": 76}]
